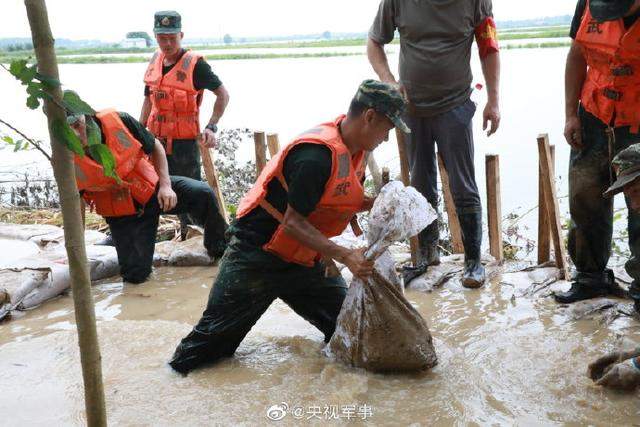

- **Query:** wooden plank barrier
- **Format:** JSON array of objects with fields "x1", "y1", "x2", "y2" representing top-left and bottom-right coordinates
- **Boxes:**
[
  {"x1": 537, "y1": 134, "x2": 569, "y2": 279},
  {"x1": 485, "y1": 154, "x2": 503, "y2": 261},
  {"x1": 437, "y1": 154, "x2": 464, "y2": 254},
  {"x1": 537, "y1": 144, "x2": 555, "y2": 264},
  {"x1": 254, "y1": 131, "x2": 267, "y2": 175},
  {"x1": 395, "y1": 128, "x2": 419, "y2": 266}
]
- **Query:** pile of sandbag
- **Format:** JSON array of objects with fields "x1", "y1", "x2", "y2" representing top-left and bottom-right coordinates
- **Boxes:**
[
  {"x1": 327, "y1": 181, "x2": 439, "y2": 372},
  {"x1": 0, "y1": 223, "x2": 217, "y2": 321}
]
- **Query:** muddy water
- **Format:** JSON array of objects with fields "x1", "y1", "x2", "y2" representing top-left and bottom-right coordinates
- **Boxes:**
[{"x1": 1, "y1": 264, "x2": 639, "y2": 425}]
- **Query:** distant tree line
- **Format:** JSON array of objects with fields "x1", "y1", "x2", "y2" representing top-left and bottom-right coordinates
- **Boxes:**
[{"x1": 2, "y1": 42, "x2": 34, "y2": 52}]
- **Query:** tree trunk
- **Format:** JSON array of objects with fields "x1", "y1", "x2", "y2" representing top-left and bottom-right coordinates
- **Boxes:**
[{"x1": 24, "y1": 1, "x2": 107, "y2": 425}]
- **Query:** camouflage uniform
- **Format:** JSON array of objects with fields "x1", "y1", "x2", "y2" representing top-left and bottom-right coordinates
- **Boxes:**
[
  {"x1": 567, "y1": 106, "x2": 640, "y2": 298},
  {"x1": 169, "y1": 80, "x2": 410, "y2": 374},
  {"x1": 604, "y1": 140, "x2": 640, "y2": 307}
]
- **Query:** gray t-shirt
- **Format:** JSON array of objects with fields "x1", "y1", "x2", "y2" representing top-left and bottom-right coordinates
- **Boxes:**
[{"x1": 369, "y1": 0, "x2": 493, "y2": 116}]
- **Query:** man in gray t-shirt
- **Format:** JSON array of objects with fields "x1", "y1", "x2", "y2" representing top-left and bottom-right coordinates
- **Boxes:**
[{"x1": 368, "y1": 0, "x2": 501, "y2": 288}]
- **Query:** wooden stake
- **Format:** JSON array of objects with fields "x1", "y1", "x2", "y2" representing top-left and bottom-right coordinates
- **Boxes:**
[
  {"x1": 486, "y1": 154, "x2": 503, "y2": 261},
  {"x1": 382, "y1": 167, "x2": 390, "y2": 186},
  {"x1": 395, "y1": 128, "x2": 419, "y2": 266},
  {"x1": 366, "y1": 151, "x2": 383, "y2": 193},
  {"x1": 437, "y1": 154, "x2": 464, "y2": 254},
  {"x1": 266, "y1": 133, "x2": 280, "y2": 158},
  {"x1": 537, "y1": 134, "x2": 569, "y2": 279},
  {"x1": 254, "y1": 131, "x2": 267, "y2": 175},
  {"x1": 199, "y1": 144, "x2": 229, "y2": 223},
  {"x1": 537, "y1": 145, "x2": 555, "y2": 264}
]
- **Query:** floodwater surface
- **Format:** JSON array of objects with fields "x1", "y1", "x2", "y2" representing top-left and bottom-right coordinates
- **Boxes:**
[{"x1": 1, "y1": 264, "x2": 639, "y2": 425}]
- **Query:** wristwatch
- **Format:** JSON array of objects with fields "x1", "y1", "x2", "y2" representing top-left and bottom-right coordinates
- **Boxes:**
[{"x1": 205, "y1": 123, "x2": 218, "y2": 133}]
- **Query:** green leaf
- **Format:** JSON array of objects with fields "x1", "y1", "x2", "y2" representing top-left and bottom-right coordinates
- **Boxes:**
[
  {"x1": 19, "y1": 64, "x2": 38, "y2": 85},
  {"x1": 26, "y1": 95, "x2": 40, "y2": 110},
  {"x1": 9, "y1": 59, "x2": 27, "y2": 78},
  {"x1": 26, "y1": 81, "x2": 43, "y2": 96},
  {"x1": 2, "y1": 135, "x2": 15, "y2": 145},
  {"x1": 13, "y1": 141, "x2": 22, "y2": 152},
  {"x1": 52, "y1": 118, "x2": 84, "y2": 156},
  {"x1": 85, "y1": 117, "x2": 102, "y2": 146},
  {"x1": 62, "y1": 90, "x2": 95, "y2": 115},
  {"x1": 87, "y1": 144, "x2": 119, "y2": 182}
]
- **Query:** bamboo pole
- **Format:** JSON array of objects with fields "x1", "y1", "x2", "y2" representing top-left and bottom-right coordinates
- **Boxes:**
[
  {"x1": 24, "y1": 0, "x2": 106, "y2": 425},
  {"x1": 266, "y1": 133, "x2": 280, "y2": 158},
  {"x1": 437, "y1": 154, "x2": 464, "y2": 254},
  {"x1": 537, "y1": 145, "x2": 555, "y2": 264},
  {"x1": 254, "y1": 131, "x2": 267, "y2": 175},
  {"x1": 395, "y1": 128, "x2": 419, "y2": 266},
  {"x1": 485, "y1": 154, "x2": 503, "y2": 261},
  {"x1": 199, "y1": 144, "x2": 229, "y2": 223},
  {"x1": 537, "y1": 134, "x2": 569, "y2": 279}
]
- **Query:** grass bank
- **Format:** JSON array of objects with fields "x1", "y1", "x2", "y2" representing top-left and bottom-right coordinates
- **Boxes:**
[
  {"x1": 2, "y1": 26, "x2": 570, "y2": 58},
  {"x1": 0, "y1": 27, "x2": 571, "y2": 64},
  {"x1": 503, "y1": 41, "x2": 570, "y2": 49},
  {"x1": 1, "y1": 51, "x2": 364, "y2": 64}
]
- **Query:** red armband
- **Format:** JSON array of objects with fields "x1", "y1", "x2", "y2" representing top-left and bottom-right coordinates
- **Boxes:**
[{"x1": 475, "y1": 17, "x2": 500, "y2": 59}]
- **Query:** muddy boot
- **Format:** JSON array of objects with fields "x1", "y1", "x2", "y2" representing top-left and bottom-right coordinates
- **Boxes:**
[
  {"x1": 402, "y1": 221, "x2": 440, "y2": 286},
  {"x1": 458, "y1": 211, "x2": 485, "y2": 289},
  {"x1": 554, "y1": 270, "x2": 622, "y2": 304}
]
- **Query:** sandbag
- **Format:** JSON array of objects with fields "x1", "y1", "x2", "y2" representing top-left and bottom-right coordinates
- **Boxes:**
[
  {"x1": 327, "y1": 181, "x2": 438, "y2": 372},
  {"x1": 0, "y1": 224, "x2": 216, "y2": 321}
]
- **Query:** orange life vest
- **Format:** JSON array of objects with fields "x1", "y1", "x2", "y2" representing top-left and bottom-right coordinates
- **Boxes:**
[
  {"x1": 143, "y1": 49, "x2": 203, "y2": 154},
  {"x1": 237, "y1": 115, "x2": 366, "y2": 266},
  {"x1": 576, "y1": 1, "x2": 640, "y2": 132},
  {"x1": 74, "y1": 109, "x2": 159, "y2": 217}
]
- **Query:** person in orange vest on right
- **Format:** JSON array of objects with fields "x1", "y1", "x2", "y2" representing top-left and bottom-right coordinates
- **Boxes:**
[
  {"x1": 556, "y1": 0, "x2": 640, "y2": 305},
  {"x1": 168, "y1": 80, "x2": 408, "y2": 374}
]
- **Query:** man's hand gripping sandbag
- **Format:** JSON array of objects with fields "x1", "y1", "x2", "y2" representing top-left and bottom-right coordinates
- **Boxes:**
[{"x1": 327, "y1": 181, "x2": 438, "y2": 372}]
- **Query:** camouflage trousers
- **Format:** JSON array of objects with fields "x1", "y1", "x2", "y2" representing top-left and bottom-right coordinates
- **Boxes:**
[
  {"x1": 568, "y1": 106, "x2": 640, "y2": 300},
  {"x1": 168, "y1": 237, "x2": 348, "y2": 373}
]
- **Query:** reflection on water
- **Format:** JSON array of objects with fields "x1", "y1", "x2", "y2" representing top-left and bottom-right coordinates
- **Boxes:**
[{"x1": 0, "y1": 265, "x2": 638, "y2": 425}]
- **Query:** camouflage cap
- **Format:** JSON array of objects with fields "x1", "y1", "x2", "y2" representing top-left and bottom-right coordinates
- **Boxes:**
[
  {"x1": 154, "y1": 11, "x2": 182, "y2": 34},
  {"x1": 604, "y1": 143, "x2": 640, "y2": 197},
  {"x1": 354, "y1": 79, "x2": 410, "y2": 133}
]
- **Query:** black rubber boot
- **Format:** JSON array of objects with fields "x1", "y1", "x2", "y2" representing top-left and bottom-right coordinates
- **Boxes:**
[
  {"x1": 417, "y1": 220, "x2": 441, "y2": 266},
  {"x1": 458, "y1": 211, "x2": 485, "y2": 289},
  {"x1": 402, "y1": 220, "x2": 440, "y2": 286},
  {"x1": 553, "y1": 269, "x2": 622, "y2": 304}
]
